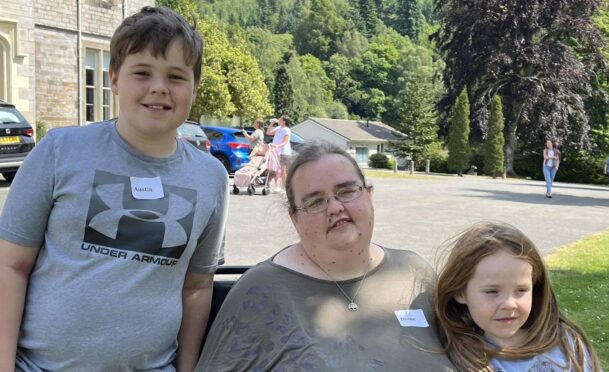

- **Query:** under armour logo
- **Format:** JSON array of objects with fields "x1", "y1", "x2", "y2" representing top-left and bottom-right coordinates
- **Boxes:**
[{"x1": 88, "y1": 183, "x2": 192, "y2": 248}]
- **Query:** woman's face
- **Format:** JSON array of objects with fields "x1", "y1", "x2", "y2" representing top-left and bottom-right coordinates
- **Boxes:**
[
  {"x1": 289, "y1": 154, "x2": 374, "y2": 254},
  {"x1": 546, "y1": 140, "x2": 553, "y2": 149}
]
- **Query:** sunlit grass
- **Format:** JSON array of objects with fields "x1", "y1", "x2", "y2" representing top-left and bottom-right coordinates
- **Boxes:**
[{"x1": 546, "y1": 229, "x2": 609, "y2": 367}]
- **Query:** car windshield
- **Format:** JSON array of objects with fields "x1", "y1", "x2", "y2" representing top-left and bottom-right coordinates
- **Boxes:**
[
  {"x1": 291, "y1": 132, "x2": 305, "y2": 144},
  {"x1": 178, "y1": 124, "x2": 206, "y2": 137}
]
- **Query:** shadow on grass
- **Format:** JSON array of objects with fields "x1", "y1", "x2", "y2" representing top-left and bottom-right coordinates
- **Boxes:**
[
  {"x1": 549, "y1": 268, "x2": 609, "y2": 368},
  {"x1": 463, "y1": 188, "x2": 609, "y2": 208}
]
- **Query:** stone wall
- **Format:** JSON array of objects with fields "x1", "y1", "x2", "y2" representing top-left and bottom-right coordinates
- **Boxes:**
[
  {"x1": 32, "y1": 0, "x2": 152, "y2": 127},
  {"x1": 0, "y1": 0, "x2": 36, "y2": 124}
]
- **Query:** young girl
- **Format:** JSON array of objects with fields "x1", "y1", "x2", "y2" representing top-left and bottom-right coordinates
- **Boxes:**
[{"x1": 435, "y1": 222, "x2": 601, "y2": 371}]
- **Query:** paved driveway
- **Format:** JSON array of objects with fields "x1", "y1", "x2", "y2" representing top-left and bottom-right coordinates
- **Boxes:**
[
  {"x1": 0, "y1": 174, "x2": 606, "y2": 266},
  {"x1": 225, "y1": 174, "x2": 609, "y2": 266}
]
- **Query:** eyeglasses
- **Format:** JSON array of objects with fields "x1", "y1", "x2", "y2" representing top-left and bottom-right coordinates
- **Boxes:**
[{"x1": 294, "y1": 184, "x2": 372, "y2": 214}]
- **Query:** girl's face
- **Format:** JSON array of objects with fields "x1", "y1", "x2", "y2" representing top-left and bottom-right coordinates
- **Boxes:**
[
  {"x1": 546, "y1": 140, "x2": 553, "y2": 149},
  {"x1": 455, "y1": 250, "x2": 533, "y2": 347}
]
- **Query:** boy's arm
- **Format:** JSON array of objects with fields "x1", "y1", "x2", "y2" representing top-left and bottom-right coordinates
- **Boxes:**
[
  {"x1": 176, "y1": 271, "x2": 214, "y2": 372},
  {"x1": 0, "y1": 240, "x2": 38, "y2": 372}
]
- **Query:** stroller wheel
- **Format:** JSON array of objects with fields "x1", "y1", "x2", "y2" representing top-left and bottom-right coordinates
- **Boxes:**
[
  {"x1": 248, "y1": 186, "x2": 253, "y2": 196},
  {"x1": 262, "y1": 188, "x2": 268, "y2": 196},
  {"x1": 233, "y1": 186, "x2": 239, "y2": 195}
]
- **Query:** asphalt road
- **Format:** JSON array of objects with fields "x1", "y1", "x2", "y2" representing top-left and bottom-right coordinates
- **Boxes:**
[
  {"x1": 222, "y1": 173, "x2": 609, "y2": 266},
  {"x1": 1, "y1": 174, "x2": 608, "y2": 267}
]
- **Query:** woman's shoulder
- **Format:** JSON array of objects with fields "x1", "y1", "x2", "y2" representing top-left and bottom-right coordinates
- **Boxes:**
[{"x1": 384, "y1": 247, "x2": 431, "y2": 266}]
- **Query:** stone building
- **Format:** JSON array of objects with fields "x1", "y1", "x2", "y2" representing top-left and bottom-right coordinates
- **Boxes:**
[{"x1": 0, "y1": 0, "x2": 154, "y2": 130}]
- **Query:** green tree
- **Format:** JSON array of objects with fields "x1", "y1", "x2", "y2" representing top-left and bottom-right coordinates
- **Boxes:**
[
  {"x1": 292, "y1": 0, "x2": 349, "y2": 60},
  {"x1": 433, "y1": 0, "x2": 607, "y2": 175},
  {"x1": 273, "y1": 52, "x2": 295, "y2": 117},
  {"x1": 358, "y1": 0, "x2": 380, "y2": 37},
  {"x1": 392, "y1": 72, "x2": 438, "y2": 166},
  {"x1": 483, "y1": 95, "x2": 505, "y2": 178},
  {"x1": 292, "y1": 54, "x2": 335, "y2": 119},
  {"x1": 394, "y1": 0, "x2": 424, "y2": 40},
  {"x1": 447, "y1": 90, "x2": 470, "y2": 176}
]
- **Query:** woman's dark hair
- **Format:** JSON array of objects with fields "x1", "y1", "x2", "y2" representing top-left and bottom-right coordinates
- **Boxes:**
[{"x1": 280, "y1": 115, "x2": 292, "y2": 127}]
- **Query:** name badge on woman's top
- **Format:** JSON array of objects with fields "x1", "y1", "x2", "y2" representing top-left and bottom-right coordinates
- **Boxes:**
[
  {"x1": 394, "y1": 309, "x2": 429, "y2": 327},
  {"x1": 130, "y1": 176, "x2": 164, "y2": 200}
]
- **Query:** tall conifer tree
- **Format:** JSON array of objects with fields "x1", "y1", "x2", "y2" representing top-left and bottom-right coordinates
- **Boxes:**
[
  {"x1": 273, "y1": 52, "x2": 294, "y2": 117},
  {"x1": 448, "y1": 89, "x2": 470, "y2": 176},
  {"x1": 484, "y1": 95, "x2": 505, "y2": 178}
]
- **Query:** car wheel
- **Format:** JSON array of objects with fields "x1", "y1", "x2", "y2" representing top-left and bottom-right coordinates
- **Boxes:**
[
  {"x1": 2, "y1": 172, "x2": 16, "y2": 182},
  {"x1": 215, "y1": 154, "x2": 231, "y2": 173}
]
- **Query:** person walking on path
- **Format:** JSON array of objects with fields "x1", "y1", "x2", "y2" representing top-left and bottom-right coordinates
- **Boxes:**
[
  {"x1": 266, "y1": 115, "x2": 292, "y2": 190},
  {"x1": 542, "y1": 140, "x2": 560, "y2": 198}
]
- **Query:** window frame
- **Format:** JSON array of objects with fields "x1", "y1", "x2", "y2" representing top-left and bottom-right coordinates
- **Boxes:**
[{"x1": 83, "y1": 47, "x2": 116, "y2": 124}]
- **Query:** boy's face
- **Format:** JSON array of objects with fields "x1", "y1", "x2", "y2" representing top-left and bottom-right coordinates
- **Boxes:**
[{"x1": 110, "y1": 40, "x2": 197, "y2": 143}]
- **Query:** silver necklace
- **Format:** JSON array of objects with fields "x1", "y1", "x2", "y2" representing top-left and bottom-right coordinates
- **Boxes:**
[{"x1": 307, "y1": 254, "x2": 371, "y2": 312}]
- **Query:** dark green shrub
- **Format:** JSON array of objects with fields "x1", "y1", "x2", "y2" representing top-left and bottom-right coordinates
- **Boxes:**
[{"x1": 369, "y1": 153, "x2": 390, "y2": 169}]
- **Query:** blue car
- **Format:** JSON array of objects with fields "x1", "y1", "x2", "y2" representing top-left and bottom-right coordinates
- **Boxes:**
[{"x1": 200, "y1": 125, "x2": 250, "y2": 173}]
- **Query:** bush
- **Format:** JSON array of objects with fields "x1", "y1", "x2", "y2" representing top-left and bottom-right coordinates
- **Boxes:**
[
  {"x1": 368, "y1": 153, "x2": 391, "y2": 169},
  {"x1": 36, "y1": 119, "x2": 48, "y2": 142},
  {"x1": 422, "y1": 142, "x2": 449, "y2": 173}
]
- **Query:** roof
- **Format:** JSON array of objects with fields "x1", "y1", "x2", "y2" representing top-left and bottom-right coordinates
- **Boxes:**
[{"x1": 300, "y1": 118, "x2": 405, "y2": 142}]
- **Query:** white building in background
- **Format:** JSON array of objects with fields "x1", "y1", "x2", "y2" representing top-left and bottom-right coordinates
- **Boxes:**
[{"x1": 291, "y1": 117, "x2": 406, "y2": 165}]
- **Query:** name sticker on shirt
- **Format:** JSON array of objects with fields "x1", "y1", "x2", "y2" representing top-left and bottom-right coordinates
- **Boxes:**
[
  {"x1": 394, "y1": 309, "x2": 429, "y2": 328},
  {"x1": 130, "y1": 176, "x2": 164, "y2": 200}
]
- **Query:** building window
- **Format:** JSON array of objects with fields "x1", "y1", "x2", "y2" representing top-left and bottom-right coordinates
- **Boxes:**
[{"x1": 85, "y1": 49, "x2": 114, "y2": 123}]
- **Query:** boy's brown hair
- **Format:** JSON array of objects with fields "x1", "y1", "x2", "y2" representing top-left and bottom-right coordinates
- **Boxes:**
[{"x1": 110, "y1": 6, "x2": 203, "y2": 82}]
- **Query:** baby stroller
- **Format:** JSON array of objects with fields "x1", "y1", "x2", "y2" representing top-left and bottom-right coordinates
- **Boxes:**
[{"x1": 233, "y1": 144, "x2": 271, "y2": 195}]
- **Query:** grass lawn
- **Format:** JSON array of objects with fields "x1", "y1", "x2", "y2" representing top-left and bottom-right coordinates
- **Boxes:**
[{"x1": 546, "y1": 229, "x2": 609, "y2": 367}]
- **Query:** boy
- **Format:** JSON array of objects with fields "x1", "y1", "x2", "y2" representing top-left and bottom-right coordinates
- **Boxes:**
[{"x1": 0, "y1": 6, "x2": 227, "y2": 371}]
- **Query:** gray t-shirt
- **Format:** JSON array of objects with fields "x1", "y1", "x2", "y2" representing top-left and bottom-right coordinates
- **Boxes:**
[
  {"x1": 0, "y1": 121, "x2": 228, "y2": 371},
  {"x1": 196, "y1": 247, "x2": 456, "y2": 371}
]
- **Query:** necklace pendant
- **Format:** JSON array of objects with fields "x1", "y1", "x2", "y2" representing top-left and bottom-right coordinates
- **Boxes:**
[{"x1": 348, "y1": 302, "x2": 358, "y2": 311}]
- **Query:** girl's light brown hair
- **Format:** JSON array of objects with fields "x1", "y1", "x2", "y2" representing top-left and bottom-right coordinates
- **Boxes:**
[{"x1": 434, "y1": 221, "x2": 600, "y2": 371}]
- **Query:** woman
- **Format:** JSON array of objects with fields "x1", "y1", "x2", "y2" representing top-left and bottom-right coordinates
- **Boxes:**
[
  {"x1": 542, "y1": 139, "x2": 560, "y2": 198},
  {"x1": 266, "y1": 115, "x2": 292, "y2": 189},
  {"x1": 195, "y1": 141, "x2": 455, "y2": 371},
  {"x1": 243, "y1": 119, "x2": 265, "y2": 155}
]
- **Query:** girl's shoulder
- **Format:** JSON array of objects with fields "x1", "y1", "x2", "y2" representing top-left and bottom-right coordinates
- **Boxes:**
[{"x1": 490, "y1": 345, "x2": 570, "y2": 372}]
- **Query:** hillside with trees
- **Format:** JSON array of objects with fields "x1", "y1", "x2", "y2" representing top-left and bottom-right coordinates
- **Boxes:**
[{"x1": 159, "y1": 0, "x2": 609, "y2": 184}]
